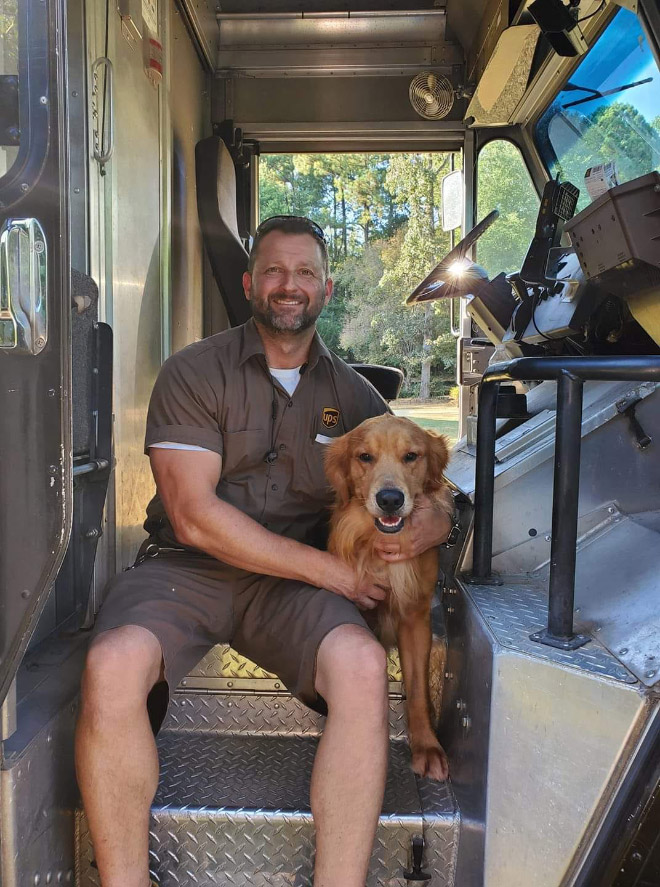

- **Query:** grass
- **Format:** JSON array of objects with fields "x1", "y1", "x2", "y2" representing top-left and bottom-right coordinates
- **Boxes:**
[{"x1": 392, "y1": 399, "x2": 459, "y2": 444}]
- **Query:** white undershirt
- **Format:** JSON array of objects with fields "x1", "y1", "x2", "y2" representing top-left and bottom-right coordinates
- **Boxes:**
[
  {"x1": 269, "y1": 365, "x2": 303, "y2": 397},
  {"x1": 150, "y1": 366, "x2": 303, "y2": 452}
]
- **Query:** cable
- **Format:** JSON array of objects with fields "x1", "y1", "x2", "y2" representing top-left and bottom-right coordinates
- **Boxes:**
[
  {"x1": 100, "y1": 0, "x2": 111, "y2": 176},
  {"x1": 577, "y1": 0, "x2": 606, "y2": 24},
  {"x1": 531, "y1": 289, "x2": 558, "y2": 342}
]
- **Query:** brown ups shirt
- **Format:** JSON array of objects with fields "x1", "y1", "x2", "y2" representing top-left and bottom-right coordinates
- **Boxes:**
[{"x1": 143, "y1": 318, "x2": 389, "y2": 551}]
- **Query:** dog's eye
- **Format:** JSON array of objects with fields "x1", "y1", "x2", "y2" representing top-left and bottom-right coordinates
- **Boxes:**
[
  {"x1": 404, "y1": 452, "x2": 419, "y2": 462},
  {"x1": 358, "y1": 452, "x2": 373, "y2": 463}
]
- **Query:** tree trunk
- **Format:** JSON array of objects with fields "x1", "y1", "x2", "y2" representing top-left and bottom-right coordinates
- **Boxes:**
[
  {"x1": 419, "y1": 158, "x2": 435, "y2": 399},
  {"x1": 420, "y1": 303, "x2": 432, "y2": 399},
  {"x1": 341, "y1": 191, "x2": 348, "y2": 257},
  {"x1": 332, "y1": 183, "x2": 337, "y2": 263}
]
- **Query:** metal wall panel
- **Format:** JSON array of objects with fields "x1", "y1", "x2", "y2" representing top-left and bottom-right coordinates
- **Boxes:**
[
  {"x1": 231, "y1": 76, "x2": 466, "y2": 127},
  {"x1": 107, "y1": 13, "x2": 164, "y2": 570},
  {"x1": 170, "y1": 0, "x2": 209, "y2": 353},
  {"x1": 483, "y1": 653, "x2": 648, "y2": 887},
  {"x1": 441, "y1": 579, "x2": 653, "y2": 887},
  {"x1": 440, "y1": 582, "x2": 494, "y2": 887},
  {"x1": 1, "y1": 700, "x2": 79, "y2": 887}
]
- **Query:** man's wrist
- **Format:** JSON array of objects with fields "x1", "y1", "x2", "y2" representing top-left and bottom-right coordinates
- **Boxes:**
[
  {"x1": 440, "y1": 509, "x2": 462, "y2": 548},
  {"x1": 309, "y1": 549, "x2": 343, "y2": 592}
]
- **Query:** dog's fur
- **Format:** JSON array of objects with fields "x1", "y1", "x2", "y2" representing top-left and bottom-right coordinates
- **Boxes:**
[{"x1": 325, "y1": 414, "x2": 453, "y2": 781}]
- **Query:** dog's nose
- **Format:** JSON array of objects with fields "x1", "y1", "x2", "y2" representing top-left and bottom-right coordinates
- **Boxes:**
[{"x1": 376, "y1": 488, "x2": 405, "y2": 513}]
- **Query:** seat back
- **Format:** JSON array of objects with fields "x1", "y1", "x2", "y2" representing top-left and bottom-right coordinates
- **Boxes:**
[{"x1": 195, "y1": 136, "x2": 250, "y2": 327}]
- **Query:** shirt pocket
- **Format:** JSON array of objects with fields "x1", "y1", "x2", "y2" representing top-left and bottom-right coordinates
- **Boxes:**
[
  {"x1": 221, "y1": 429, "x2": 268, "y2": 478},
  {"x1": 291, "y1": 429, "x2": 337, "y2": 507}
]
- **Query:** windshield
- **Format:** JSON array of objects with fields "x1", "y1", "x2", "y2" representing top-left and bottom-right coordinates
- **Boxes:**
[{"x1": 535, "y1": 8, "x2": 660, "y2": 213}]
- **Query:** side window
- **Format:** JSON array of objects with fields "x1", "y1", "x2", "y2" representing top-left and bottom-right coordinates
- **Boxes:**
[
  {"x1": 0, "y1": 0, "x2": 20, "y2": 178},
  {"x1": 476, "y1": 140, "x2": 539, "y2": 278}
]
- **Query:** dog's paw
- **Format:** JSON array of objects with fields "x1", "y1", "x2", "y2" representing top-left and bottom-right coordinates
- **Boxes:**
[{"x1": 411, "y1": 742, "x2": 449, "y2": 781}]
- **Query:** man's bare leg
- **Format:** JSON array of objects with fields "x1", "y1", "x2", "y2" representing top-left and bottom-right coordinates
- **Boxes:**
[
  {"x1": 75, "y1": 626, "x2": 164, "y2": 887},
  {"x1": 311, "y1": 625, "x2": 389, "y2": 887}
]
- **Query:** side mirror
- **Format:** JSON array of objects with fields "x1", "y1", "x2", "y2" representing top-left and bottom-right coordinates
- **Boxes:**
[{"x1": 441, "y1": 170, "x2": 464, "y2": 232}]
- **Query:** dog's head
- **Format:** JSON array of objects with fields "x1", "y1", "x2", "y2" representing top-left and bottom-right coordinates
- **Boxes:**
[{"x1": 324, "y1": 414, "x2": 449, "y2": 534}]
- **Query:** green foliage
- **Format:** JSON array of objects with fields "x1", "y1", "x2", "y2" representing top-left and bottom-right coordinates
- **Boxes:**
[
  {"x1": 549, "y1": 102, "x2": 660, "y2": 212},
  {"x1": 476, "y1": 140, "x2": 540, "y2": 278},
  {"x1": 258, "y1": 148, "x2": 529, "y2": 394},
  {"x1": 0, "y1": 0, "x2": 18, "y2": 73},
  {"x1": 257, "y1": 83, "x2": 660, "y2": 394},
  {"x1": 260, "y1": 151, "x2": 461, "y2": 393}
]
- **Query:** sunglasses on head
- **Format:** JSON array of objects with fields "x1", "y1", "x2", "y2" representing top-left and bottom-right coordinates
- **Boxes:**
[{"x1": 255, "y1": 215, "x2": 326, "y2": 244}]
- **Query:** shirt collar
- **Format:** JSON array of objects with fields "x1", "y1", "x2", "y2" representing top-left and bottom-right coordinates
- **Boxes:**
[{"x1": 238, "y1": 317, "x2": 337, "y2": 374}]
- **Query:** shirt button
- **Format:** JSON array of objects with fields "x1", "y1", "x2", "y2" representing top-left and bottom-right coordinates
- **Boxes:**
[
  {"x1": 271, "y1": 484, "x2": 278, "y2": 491},
  {"x1": 287, "y1": 400, "x2": 293, "y2": 408},
  {"x1": 279, "y1": 444, "x2": 286, "y2": 451}
]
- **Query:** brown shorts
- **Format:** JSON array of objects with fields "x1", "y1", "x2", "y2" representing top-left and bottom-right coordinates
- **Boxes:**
[{"x1": 92, "y1": 545, "x2": 369, "y2": 714}]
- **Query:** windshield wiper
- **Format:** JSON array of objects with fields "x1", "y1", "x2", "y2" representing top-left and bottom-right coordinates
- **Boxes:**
[{"x1": 562, "y1": 76, "x2": 653, "y2": 109}]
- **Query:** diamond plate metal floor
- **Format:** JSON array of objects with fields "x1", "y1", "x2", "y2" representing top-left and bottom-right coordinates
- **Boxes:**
[
  {"x1": 76, "y1": 730, "x2": 458, "y2": 887},
  {"x1": 465, "y1": 579, "x2": 635, "y2": 683},
  {"x1": 161, "y1": 692, "x2": 409, "y2": 739}
]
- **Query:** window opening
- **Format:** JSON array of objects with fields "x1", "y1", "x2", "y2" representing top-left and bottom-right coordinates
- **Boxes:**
[
  {"x1": 476, "y1": 140, "x2": 540, "y2": 278},
  {"x1": 259, "y1": 152, "x2": 462, "y2": 441},
  {"x1": 0, "y1": 0, "x2": 20, "y2": 177},
  {"x1": 535, "y1": 7, "x2": 660, "y2": 213}
]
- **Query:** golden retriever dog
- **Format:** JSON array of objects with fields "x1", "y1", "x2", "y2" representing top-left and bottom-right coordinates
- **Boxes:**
[{"x1": 324, "y1": 414, "x2": 453, "y2": 781}]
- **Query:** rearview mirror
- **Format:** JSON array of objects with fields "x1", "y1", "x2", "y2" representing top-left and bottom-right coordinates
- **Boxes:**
[{"x1": 441, "y1": 170, "x2": 463, "y2": 232}]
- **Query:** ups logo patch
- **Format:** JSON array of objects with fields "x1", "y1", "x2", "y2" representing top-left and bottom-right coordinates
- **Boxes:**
[{"x1": 322, "y1": 407, "x2": 340, "y2": 429}]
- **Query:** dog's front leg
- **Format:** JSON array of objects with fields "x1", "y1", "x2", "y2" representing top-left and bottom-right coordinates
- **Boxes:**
[{"x1": 397, "y1": 609, "x2": 449, "y2": 781}]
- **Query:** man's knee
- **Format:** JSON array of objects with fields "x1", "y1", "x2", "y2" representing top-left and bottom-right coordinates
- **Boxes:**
[
  {"x1": 315, "y1": 624, "x2": 388, "y2": 706},
  {"x1": 81, "y1": 626, "x2": 164, "y2": 717}
]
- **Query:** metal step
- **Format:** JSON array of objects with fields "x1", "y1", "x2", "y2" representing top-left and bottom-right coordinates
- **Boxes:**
[{"x1": 75, "y1": 696, "x2": 459, "y2": 887}]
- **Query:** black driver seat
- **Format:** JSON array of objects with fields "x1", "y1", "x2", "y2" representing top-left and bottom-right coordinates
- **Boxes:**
[{"x1": 196, "y1": 136, "x2": 251, "y2": 327}]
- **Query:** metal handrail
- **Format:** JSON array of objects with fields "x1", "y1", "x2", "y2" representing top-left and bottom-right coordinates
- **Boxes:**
[{"x1": 471, "y1": 355, "x2": 660, "y2": 649}]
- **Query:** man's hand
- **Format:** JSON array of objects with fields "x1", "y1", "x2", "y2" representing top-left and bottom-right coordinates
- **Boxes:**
[
  {"x1": 323, "y1": 557, "x2": 388, "y2": 611},
  {"x1": 373, "y1": 495, "x2": 452, "y2": 564}
]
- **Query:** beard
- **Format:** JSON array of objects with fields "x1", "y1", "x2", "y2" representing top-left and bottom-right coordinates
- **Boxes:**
[{"x1": 250, "y1": 286, "x2": 325, "y2": 334}]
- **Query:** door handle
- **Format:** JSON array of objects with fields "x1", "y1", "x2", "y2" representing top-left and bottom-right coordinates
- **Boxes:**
[
  {"x1": 92, "y1": 57, "x2": 114, "y2": 168},
  {"x1": 0, "y1": 218, "x2": 48, "y2": 355}
]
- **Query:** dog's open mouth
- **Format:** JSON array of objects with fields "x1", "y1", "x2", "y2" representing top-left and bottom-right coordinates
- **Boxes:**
[{"x1": 375, "y1": 515, "x2": 405, "y2": 534}]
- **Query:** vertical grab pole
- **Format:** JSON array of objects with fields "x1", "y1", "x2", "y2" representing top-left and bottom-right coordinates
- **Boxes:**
[
  {"x1": 531, "y1": 370, "x2": 589, "y2": 649},
  {"x1": 472, "y1": 380, "x2": 500, "y2": 579}
]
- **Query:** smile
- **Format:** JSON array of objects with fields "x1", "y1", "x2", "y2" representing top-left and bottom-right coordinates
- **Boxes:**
[{"x1": 375, "y1": 515, "x2": 405, "y2": 534}]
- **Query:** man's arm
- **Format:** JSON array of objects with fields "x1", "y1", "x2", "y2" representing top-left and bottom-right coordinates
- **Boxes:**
[{"x1": 150, "y1": 447, "x2": 386, "y2": 610}]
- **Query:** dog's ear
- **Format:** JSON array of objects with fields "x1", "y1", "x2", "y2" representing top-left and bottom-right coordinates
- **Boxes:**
[
  {"x1": 424, "y1": 430, "x2": 450, "y2": 492},
  {"x1": 324, "y1": 434, "x2": 352, "y2": 505}
]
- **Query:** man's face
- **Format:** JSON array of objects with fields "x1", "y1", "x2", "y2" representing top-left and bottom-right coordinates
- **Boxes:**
[{"x1": 243, "y1": 231, "x2": 333, "y2": 334}]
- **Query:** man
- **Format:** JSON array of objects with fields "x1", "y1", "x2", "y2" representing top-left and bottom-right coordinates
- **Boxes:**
[{"x1": 75, "y1": 215, "x2": 451, "y2": 887}]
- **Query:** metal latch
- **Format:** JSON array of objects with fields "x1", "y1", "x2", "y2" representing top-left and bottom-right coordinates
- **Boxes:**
[
  {"x1": 616, "y1": 395, "x2": 652, "y2": 449},
  {"x1": 404, "y1": 834, "x2": 431, "y2": 882}
]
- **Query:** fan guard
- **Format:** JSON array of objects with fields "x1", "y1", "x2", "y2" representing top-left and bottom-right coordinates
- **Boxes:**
[{"x1": 409, "y1": 72, "x2": 454, "y2": 120}]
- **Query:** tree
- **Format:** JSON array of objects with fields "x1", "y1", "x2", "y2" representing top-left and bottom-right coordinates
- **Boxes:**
[
  {"x1": 0, "y1": 0, "x2": 18, "y2": 71},
  {"x1": 566, "y1": 102, "x2": 660, "y2": 189},
  {"x1": 476, "y1": 140, "x2": 540, "y2": 279},
  {"x1": 381, "y1": 154, "x2": 456, "y2": 397},
  {"x1": 259, "y1": 151, "x2": 460, "y2": 394}
]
